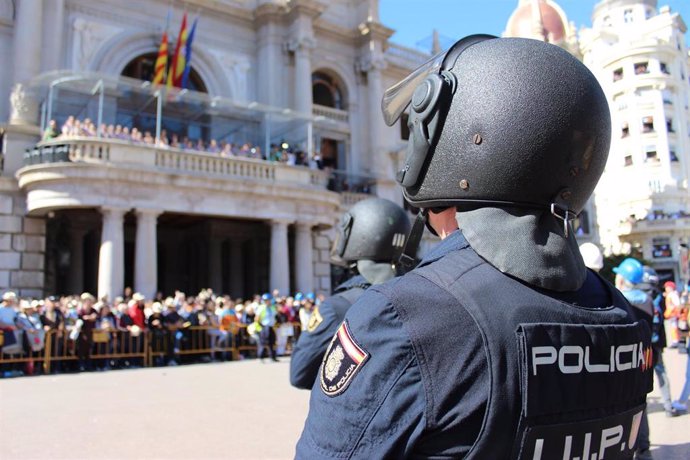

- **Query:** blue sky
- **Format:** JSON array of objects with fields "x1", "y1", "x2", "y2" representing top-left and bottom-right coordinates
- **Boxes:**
[{"x1": 380, "y1": 0, "x2": 690, "y2": 52}]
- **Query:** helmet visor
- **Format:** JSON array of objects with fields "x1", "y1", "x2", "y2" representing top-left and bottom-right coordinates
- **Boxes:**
[{"x1": 381, "y1": 49, "x2": 446, "y2": 126}]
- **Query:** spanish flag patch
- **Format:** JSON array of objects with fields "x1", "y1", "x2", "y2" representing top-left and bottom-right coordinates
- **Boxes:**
[{"x1": 320, "y1": 320, "x2": 369, "y2": 397}]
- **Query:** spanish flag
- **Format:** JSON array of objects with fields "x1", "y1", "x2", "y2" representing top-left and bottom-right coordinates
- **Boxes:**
[
  {"x1": 167, "y1": 12, "x2": 188, "y2": 88},
  {"x1": 180, "y1": 17, "x2": 198, "y2": 89}
]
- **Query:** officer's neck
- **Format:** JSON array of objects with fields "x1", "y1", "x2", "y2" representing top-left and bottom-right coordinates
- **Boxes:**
[{"x1": 428, "y1": 207, "x2": 459, "y2": 240}]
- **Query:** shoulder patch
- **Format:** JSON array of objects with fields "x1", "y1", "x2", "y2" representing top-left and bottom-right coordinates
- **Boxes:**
[
  {"x1": 307, "y1": 307, "x2": 323, "y2": 332},
  {"x1": 320, "y1": 321, "x2": 369, "y2": 397}
]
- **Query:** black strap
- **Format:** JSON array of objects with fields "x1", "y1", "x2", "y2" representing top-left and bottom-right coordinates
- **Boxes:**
[{"x1": 398, "y1": 212, "x2": 427, "y2": 274}]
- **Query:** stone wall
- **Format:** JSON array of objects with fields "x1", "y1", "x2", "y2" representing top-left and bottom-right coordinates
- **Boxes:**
[{"x1": 0, "y1": 179, "x2": 45, "y2": 298}]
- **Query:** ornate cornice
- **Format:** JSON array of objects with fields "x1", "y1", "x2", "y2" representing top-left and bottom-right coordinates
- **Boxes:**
[
  {"x1": 286, "y1": 0, "x2": 326, "y2": 22},
  {"x1": 254, "y1": 2, "x2": 288, "y2": 28}
]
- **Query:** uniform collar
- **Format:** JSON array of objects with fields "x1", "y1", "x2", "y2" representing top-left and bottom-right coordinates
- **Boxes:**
[
  {"x1": 335, "y1": 274, "x2": 370, "y2": 293},
  {"x1": 417, "y1": 230, "x2": 469, "y2": 268}
]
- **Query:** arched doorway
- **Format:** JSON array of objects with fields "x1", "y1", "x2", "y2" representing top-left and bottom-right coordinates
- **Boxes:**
[{"x1": 121, "y1": 52, "x2": 208, "y2": 93}]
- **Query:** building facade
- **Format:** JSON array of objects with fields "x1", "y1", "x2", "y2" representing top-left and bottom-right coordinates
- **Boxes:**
[
  {"x1": 581, "y1": 0, "x2": 690, "y2": 283},
  {"x1": 0, "y1": 0, "x2": 427, "y2": 299},
  {"x1": 503, "y1": 0, "x2": 601, "y2": 245}
]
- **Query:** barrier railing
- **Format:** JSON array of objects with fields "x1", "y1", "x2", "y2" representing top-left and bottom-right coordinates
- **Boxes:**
[{"x1": 0, "y1": 323, "x2": 303, "y2": 375}]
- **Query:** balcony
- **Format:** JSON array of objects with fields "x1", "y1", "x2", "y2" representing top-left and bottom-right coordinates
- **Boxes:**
[
  {"x1": 17, "y1": 137, "x2": 340, "y2": 227},
  {"x1": 618, "y1": 214, "x2": 690, "y2": 236}
]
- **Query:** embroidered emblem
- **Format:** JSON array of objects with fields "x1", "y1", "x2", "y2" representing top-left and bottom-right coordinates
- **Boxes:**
[
  {"x1": 307, "y1": 307, "x2": 323, "y2": 332},
  {"x1": 320, "y1": 321, "x2": 369, "y2": 396},
  {"x1": 324, "y1": 345, "x2": 344, "y2": 381}
]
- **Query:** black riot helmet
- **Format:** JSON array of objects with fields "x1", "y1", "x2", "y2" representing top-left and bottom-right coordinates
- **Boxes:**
[
  {"x1": 331, "y1": 197, "x2": 411, "y2": 264},
  {"x1": 382, "y1": 35, "x2": 611, "y2": 219}
]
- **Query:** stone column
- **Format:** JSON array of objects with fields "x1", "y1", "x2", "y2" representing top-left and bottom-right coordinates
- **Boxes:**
[
  {"x1": 42, "y1": 0, "x2": 65, "y2": 72},
  {"x1": 366, "y1": 62, "x2": 386, "y2": 173},
  {"x1": 294, "y1": 222, "x2": 314, "y2": 293},
  {"x1": 269, "y1": 219, "x2": 291, "y2": 296},
  {"x1": 12, "y1": 0, "x2": 43, "y2": 86},
  {"x1": 134, "y1": 209, "x2": 160, "y2": 299},
  {"x1": 293, "y1": 41, "x2": 314, "y2": 115},
  {"x1": 98, "y1": 207, "x2": 126, "y2": 302},
  {"x1": 229, "y1": 239, "x2": 245, "y2": 298},
  {"x1": 68, "y1": 228, "x2": 86, "y2": 295},
  {"x1": 208, "y1": 238, "x2": 223, "y2": 294}
]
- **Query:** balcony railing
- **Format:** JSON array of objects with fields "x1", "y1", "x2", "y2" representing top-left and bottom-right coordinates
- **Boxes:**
[
  {"x1": 24, "y1": 138, "x2": 330, "y2": 188},
  {"x1": 312, "y1": 104, "x2": 349, "y2": 123}
]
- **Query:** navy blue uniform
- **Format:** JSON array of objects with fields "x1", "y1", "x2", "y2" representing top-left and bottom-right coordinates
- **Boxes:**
[
  {"x1": 296, "y1": 231, "x2": 652, "y2": 459},
  {"x1": 290, "y1": 275, "x2": 370, "y2": 390}
]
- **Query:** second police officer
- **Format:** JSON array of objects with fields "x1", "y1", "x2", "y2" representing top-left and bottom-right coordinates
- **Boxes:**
[
  {"x1": 296, "y1": 35, "x2": 653, "y2": 459},
  {"x1": 289, "y1": 197, "x2": 410, "y2": 389}
]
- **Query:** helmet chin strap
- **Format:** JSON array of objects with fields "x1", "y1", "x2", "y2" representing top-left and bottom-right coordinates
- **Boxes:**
[{"x1": 398, "y1": 211, "x2": 429, "y2": 274}]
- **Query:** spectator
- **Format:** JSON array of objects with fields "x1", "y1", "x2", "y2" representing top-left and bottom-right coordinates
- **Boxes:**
[
  {"x1": 76, "y1": 293, "x2": 98, "y2": 372},
  {"x1": 15, "y1": 301, "x2": 44, "y2": 376},
  {"x1": 255, "y1": 294, "x2": 278, "y2": 362},
  {"x1": 40, "y1": 296, "x2": 64, "y2": 373},
  {"x1": 163, "y1": 298, "x2": 182, "y2": 366},
  {"x1": 147, "y1": 302, "x2": 166, "y2": 366},
  {"x1": 665, "y1": 281, "x2": 682, "y2": 348},
  {"x1": 42, "y1": 120, "x2": 59, "y2": 141},
  {"x1": 207, "y1": 139, "x2": 220, "y2": 154}
]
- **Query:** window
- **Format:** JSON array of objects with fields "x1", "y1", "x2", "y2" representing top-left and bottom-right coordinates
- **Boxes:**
[
  {"x1": 624, "y1": 155, "x2": 633, "y2": 166},
  {"x1": 642, "y1": 116, "x2": 654, "y2": 133},
  {"x1": 634, "y1": 62, "x2": 649, "y2": 75},
  {"x1": 312, "y1": 72, "x2": 346, "y2": 110},
  {"x1": 645, "y1": 149, "x2": 659, "y2": 163},
  {"x1": 670, "y1": 150, "x2": 679, "y2": 162},
  {"x1": 621, "y1": 122, "x2": 629, "y2": 138},
  {"x1": 624, "y1": 9, "x2": 634, "y2": 23},
  {"x1": 400, "y1": 113, "x2": 410, "y2": 141},
  {"x1": 666, "y1": 118, "x2": 675, "y2": 133},
  {"x1": 662, "y1": 90, "x2": 673, "y2": 105},
  {"x1": 652, "y1": 237, "x2": 672, "y2": 258},
  {"x1": 613, "y1": 68, "x2": 623, "y2": 81},
  {"x1": 660, "y1": 62, "x2": 670, "y2": 75}
]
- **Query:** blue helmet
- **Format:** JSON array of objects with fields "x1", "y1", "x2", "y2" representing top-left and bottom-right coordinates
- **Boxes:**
[
  {"x1": 306, "y1": 292, "x2": 315, "y2": 301},
  {"x1": 261, "y1": 293, "x2": 272, "y2": 301},
  {"x1": 294, "y1": 292, "x2": 304, "y2": 301},
  {"x1": 613, "y1": 258, "x2": 644, "y2": 285}
]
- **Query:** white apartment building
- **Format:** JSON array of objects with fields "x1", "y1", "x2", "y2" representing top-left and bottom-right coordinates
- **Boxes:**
[
  {"x1": 0, "y1": 0, "x2": 426, "y2": 299},
  {"x1": 581, "y1": 0, "x2": 690, "y2": 283}
]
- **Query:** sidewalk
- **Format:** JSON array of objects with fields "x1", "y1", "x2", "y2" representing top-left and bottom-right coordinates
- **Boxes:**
[{"x1": 646, "y1": 346, "x2": 690, "y2": 459}]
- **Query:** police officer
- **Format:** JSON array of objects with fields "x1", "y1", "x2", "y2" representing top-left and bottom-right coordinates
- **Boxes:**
[
  {"x1": 289, "y1": 197, "x2": 410, "y2": 389},
  {"x1": 296, "y1": 36, "x2": 653, "y2": 459}
]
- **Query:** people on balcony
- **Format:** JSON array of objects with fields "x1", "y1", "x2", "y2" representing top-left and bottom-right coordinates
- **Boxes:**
[{"x1": 50, "y1": 116, "x2": 318, "y2": 170}]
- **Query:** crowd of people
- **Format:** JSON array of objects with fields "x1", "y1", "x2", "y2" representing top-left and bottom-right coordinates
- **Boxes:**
[
  {"x1": 42, "y1": 116, "x2": 324, "y2": 168},
  {"x1": 0, "y1": 287, "x2": 324, "y2": 377}
]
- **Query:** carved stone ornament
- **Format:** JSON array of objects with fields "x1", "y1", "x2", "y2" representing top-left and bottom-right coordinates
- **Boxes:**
[{"x1": 9, "y1": 83, "x2": 38, "y2": 125}]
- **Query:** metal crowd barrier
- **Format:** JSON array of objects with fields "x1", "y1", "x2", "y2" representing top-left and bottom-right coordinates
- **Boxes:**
[{"x1": 0, "y1": 322, "x2": 303, "y2": 375}]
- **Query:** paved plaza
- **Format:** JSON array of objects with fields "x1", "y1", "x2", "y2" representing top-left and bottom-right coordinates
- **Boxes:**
[{"x1": 1, "y1": 350, "x2": 688, "y2": 459}]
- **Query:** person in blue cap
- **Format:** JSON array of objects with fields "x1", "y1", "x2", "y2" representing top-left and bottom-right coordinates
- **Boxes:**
[
  {"x1": 255, "y1": 293, "x2": 278, "y2": 362},
  {"x1": 289, "y1": 197, "x2": 410, "y2": 389},
  {"x1": 296, "y1": 35, "x2": 653, "y2": 459}
]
